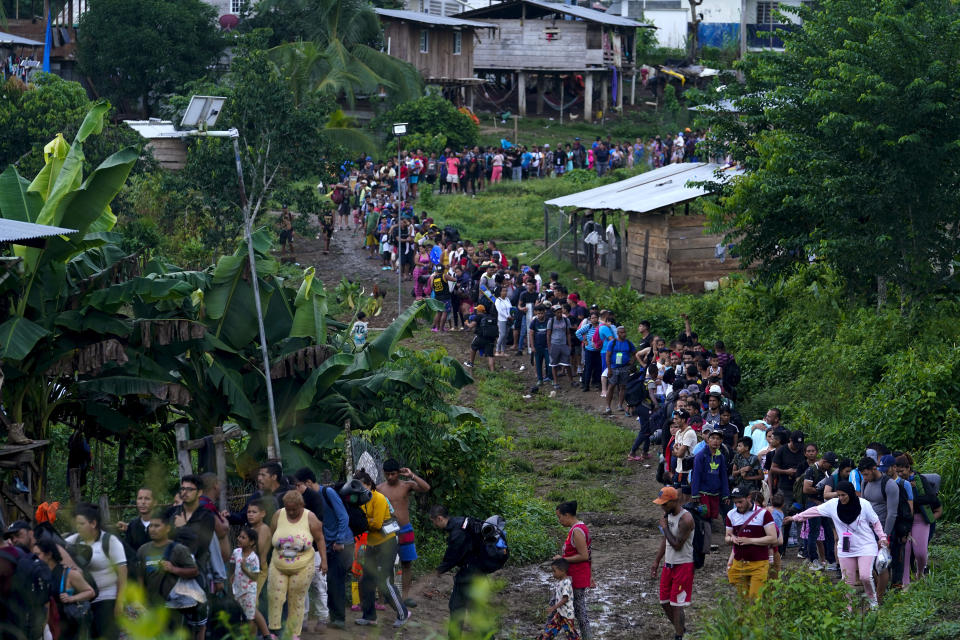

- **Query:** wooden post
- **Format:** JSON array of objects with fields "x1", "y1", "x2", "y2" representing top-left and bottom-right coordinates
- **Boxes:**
[
  {"x1": 98, "y1": 494, "x2": 111, "y2": 526},
  {"x1": 513, "y1": 115, "x2": 519, "y2": 146},
  {"x1": 631, "y1": 71, "x2": 637, "y2": 106},
  {"x1": 584, "y1": 72, "x2": 594, "y2": 123},
  {"x1": 558, "y1": 75, "x2": 564, "y2": 124},
  {"x1": 174, "y1": 422, "x2": 193, "y2": 478},
  {"x1": 641, "y1": 229, "x2": 650, "y2": 293},
  {"x1": 601, "y1": 74, "x2": 609, "y2": 116},
  {"x1": 544, "y1": 204, "x2": 549, "y2": 252},
  {"x1": 536, "y1": 75, "x2": 545, "y2": 115},
  {"x1": 517, "y1": 71, "x2": 527, "y2": 117},
  {"x1": 344, "y1": 419, "x2": 354, "y2": 476},
  {"x1": 572, "y1": 212, "x2": 579, "y2": 267},
  {"x1": 68, "y1": 468, "x2": 81, "y2": 505},
  {"x1": 617, "y1": 69, "x2": 624, "y2": 111},
  {"x1": 213, "y1": 424, "x2": 228, "y2": 512}
]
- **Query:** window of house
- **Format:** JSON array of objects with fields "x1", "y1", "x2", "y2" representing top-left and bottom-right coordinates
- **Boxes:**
[
  {"x1": 231, "y1": 0, "x2": 243, "y2": 14},
  {"x1": 420, "y1": 29, "x2": 429, "y2": 53},
  {"x1": 756, "y1": 1, "x2": 781, "y2": 24},
  {"x1": 453, "y1": 31, "x2": 462, "y2": 55},
  {"x1": 586, "y1": 26, "x2": 602, "y2": 49}
]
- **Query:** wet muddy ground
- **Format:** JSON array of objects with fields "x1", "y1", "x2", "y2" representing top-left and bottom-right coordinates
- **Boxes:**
[{"x1": 283, "y1": 228, "x2": 788, "y2": 639}]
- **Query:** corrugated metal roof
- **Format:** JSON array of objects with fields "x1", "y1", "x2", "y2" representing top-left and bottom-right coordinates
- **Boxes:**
[
  {"x1": 0, "y1": 31, "x2": 44, "y2": 46},
  {"x1": 375, "y1": 8, "x2": 497, "y2": 28},
  {"x1": 544, "y1": 163, "x2": 742, "y2": 213},
  {"x1": 0, "y1": 219, "x2": 78, "y2": 243},
  {"x1": 458, "y1": 0, "x2": 649, "y2": 27},
  {"x1": 124, "y1": 120, "x2": 190, "y2": 139}
]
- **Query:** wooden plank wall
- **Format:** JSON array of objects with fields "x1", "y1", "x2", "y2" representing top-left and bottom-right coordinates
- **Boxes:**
[
  {"x1": 385, "y1": 22, "x2": 473, "y2": 79},
  {"x1": 667, "y1": 214, "x2": 740, "y2": 292},
  {"x1": 146, "y1": 139, "x2": 186, "y2": 171},
  {"x1": 472, "y1": 19, "x2": 604, "y2": 70},
  {"x1": 626, "y1": 214, "x2": 670, "y2": 294}
]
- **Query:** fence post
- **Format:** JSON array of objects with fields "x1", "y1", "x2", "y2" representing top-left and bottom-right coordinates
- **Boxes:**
[
  {"x1": 174, "y1": 422, "x2": 193, "y2": 478},
  {"x1": 571, "y1": 212, "x2": 578, "y2": 268},
  {"x1": 641, "y1": 229, "x2": 650, "y2": 294},
  {"x1": 344, "y1": 419, "x2": 354, "y2": 476},
  {"x1": 98, "y1": 494, "x2": 111, "y2": 526},
  {"x1": 214, "y1": 424, "x2": 228, "y2": 512}
]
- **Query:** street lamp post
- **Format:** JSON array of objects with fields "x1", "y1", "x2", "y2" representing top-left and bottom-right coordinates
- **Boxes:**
[
  {"x1": 180, "y1": 96, "x2": 282, "y2": 462},
  {"x1": 392, "y1": 122, "x2": 408, "y2": 319}
]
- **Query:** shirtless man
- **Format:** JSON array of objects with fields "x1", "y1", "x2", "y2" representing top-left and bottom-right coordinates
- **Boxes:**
[{"x1": 377, "y1": 458, "x2": 430, "y2": 606}]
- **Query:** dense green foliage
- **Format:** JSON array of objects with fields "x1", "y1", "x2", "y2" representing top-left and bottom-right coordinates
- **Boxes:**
[
  {"x1": 77, "y1": 0, "x2": 226, "y2": 116},
  {"x1": 118, "y1": 33, "x2": 341, "y2": 266},
  {"x1": 377, "y1": 93, "x2": 480, "y2": 152},
  {"x1": 0, "y1": 74, "x2": 149, "y2": 178},
  {"x1": 699, "y1": 0, "x2": 960, "y2": 302}
]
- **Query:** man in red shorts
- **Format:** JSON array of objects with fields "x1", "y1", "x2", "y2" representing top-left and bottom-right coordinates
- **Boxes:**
[{"x1": 650, "y1": 486, "x2": 694, "y2": 640}]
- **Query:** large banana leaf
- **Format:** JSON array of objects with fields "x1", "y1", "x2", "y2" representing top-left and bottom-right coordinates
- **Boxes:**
[
  {"x1": 343, "y1": 298, "x2": 442, "y2": 375},
  {"x1": 205, "y1": 230, "x2": 278, "y2": 350},
  {"x1": 0, "y1": 165, "x2": 43, "y2": 223},
  {"x1": 205, "y1": 356, "x2": 256, "y2": 421},
  {"x1": 85, "y1": 276, "x2": 196, "y2": 313},
  {"x1": 0, "y1": 316, "x2": 50, "y2": 361},
  {"x1": 290, "y1": 267, "x2": 328, "y2": 343}
]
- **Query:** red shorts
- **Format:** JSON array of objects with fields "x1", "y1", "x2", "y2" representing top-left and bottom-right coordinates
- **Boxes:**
[
  {"x1": 700, "y1": 494, "x2": 720, "y2": 520},
  {"x1": 659, "y1": 562, "x2": 694, "y2": 607}
]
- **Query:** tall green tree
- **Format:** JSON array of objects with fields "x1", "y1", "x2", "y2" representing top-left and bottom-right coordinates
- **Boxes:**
[
  {"x1": 254, "y1": 0, "x2": 423, "y2": 106},
  {"x1": 699, "y1": 0, "x2": 960, "y2": 303},
  {"x1": 77, "y1": 0, "x2": 226, "y2": 117}
]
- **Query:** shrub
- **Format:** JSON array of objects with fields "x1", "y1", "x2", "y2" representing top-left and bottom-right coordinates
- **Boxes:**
[
  {"x1": 375, "y1": 91, "x2": 479, "y2": 151},
  {"x1": 697, "y1": 570, "x2": 861, "y2": 640}
]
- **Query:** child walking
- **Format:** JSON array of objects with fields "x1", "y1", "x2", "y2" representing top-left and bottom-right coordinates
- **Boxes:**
[
  {"x1": 232, "y1": 526, "x2": 270, "y2": 638},
  {"x1": 537, "y1": 559, "x2": 581, "y2": 640}
]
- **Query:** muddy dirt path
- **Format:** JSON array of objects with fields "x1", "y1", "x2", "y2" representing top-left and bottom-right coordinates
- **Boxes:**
[{"x1": 285, "y1": 228, "x2": 780, "y2": 639}]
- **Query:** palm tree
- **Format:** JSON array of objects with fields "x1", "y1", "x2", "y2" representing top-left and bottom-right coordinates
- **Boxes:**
[{"x1": 260, "y1": 0, "x2": 423, "y2": 107}]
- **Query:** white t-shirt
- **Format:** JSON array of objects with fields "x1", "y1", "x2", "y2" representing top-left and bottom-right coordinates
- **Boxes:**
[
  {"x1": 553, "y1": 576, "x2": 575, "y2": 619},
  {"x1": 65, "y1": 531, "x2": 127, "y2": 602},
  {"x1": 675, "y1": 427, "x2": 699, "y2": 473},
  {"x1": 812, "y1": 498, "x2": 881, "y2": 558},
  {"x1": 494, "y1": 297, "x2": 512, "y2": 322}
]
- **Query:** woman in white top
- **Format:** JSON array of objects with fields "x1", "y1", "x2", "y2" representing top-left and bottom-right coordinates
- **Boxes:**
[
  {"x1": 786, "y1": 481, "x2": 888, "y2": 608},
  {"x1": 493, "y1": 285, "x2": 513, "y2": 356},
  {"x1": 65, "y1": 502, "x2": 127, "y2": 639}
]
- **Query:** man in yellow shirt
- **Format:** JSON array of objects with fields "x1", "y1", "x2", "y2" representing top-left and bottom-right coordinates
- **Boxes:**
[{"x1": 354, "y1": 470, "x2": 411, "y2": 628}]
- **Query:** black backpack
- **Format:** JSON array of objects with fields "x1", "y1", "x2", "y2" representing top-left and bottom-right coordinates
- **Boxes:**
[
  {"x1": 723, "y1": 359, "x2": 742, "y2": 388},
  {"x1": 478, "y1": 315, "x2": 499, "y2": 340},
  {"x1": 330, "y1": 484, "x2": 370, "y2": 538},
  {"x1": 463, "y1": 516, "x2": 509, "y2": 574},
  {"x1": 0, "y1": 546, "x2": 52, "y2": 611},
  {"x1": 682, "y1": 503, "x2": 710, "y2": 569},
  {"x1": 880, "y1": 478, "x2": 914, "y2": 538},
  {"x1": 443, "y1": 225, "x2": 460, "y2": 244}
]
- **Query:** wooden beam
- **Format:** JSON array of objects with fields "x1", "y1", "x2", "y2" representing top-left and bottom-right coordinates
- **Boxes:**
[
  {"x1": 214, "y1": 425, "x2": 228, "y2": 512},
  {"x1": 174, "y1": 422, "x2": 193, "y2": 478},
  {"x1": 641, "y1": 229, "x2": 650, "y2": 293}
]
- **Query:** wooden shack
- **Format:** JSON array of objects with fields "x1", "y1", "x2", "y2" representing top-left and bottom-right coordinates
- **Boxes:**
[
  {"x1": 123, "y1": 120, "x2": 188, "y2": 171},
  {"x1": 455, "y1": 0, "x2": 654, "y2": 121},
  {"x1": 376, "y1": 8, "x2": 495, "y2": 90},
  {"x1": 544, "y1": 163, "x2": 745, "y2": 294}
]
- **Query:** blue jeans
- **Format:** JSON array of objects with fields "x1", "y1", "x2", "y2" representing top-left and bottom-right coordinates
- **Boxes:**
[
  {"x1": 629, "y1": 404, "x2": 653, "y2": 455},
  {"x1": 518, "y1": 315, "x2": 529, "y2": 351},
  {"x1": 582, "y1": 349, "x2": 602, "y2": 389},
  {"x1": 534, "y1": 346, "x2": 551, "y2": 382},
  {"x1": 805, "y1": 515, "x2": 835, "y2": 564}
]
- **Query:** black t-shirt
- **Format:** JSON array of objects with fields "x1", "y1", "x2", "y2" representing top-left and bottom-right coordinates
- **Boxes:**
[
  {"x1": 771, "y1": 445, "x2": 806, "y2": 493},
  {"x1": 432, "y1": 273, "x2": 451, "y2": 300},
  {"x1": 803, "y1": 463, "x2": 828, "y2": 503},
  {"x1": 301, "y1": 488, "x2": 325, "y2": 522},
  {"x1": 519, "y1": 290, "x2": 539, "y2": 313}
]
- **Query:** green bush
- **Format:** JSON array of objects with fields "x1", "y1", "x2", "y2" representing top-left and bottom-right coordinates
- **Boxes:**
[
  {"x1": 375, "y1": 91, "x2": 479, "y2": 151},
  {"x1": 696, "y1": 570, "x2": 861, "y2": 640}
]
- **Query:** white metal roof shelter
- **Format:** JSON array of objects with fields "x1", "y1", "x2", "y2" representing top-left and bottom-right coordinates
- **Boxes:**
[{"x1": 544, "y1": 163, "x2": 742, "y2": 213}]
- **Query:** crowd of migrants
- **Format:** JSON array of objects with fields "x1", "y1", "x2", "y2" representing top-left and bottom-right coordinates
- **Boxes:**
[{"x1": 0, "y1": 458, "x2": 518, "y2": 640}]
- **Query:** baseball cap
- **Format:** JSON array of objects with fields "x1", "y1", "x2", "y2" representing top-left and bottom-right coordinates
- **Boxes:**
[
  {"x1": 475, "y1": 304, "x2": 486, "y2": 313},
  {"x1": 730, "y1": 486, "x2": 750, "y2": 500},
  {"x1": 685, "y1": 384, "x2": 701, "y2": 395},
  {"x1": 701, "y1": 423, "x2": 714, "y2": 434},
  {"x1": 653, "y1": 486, "x2": 680, "y2": 504},
  {"x1": 3, "y1": 520, "x2": 30, "y2": 538},
  {"x1": 790, "y1": 430, "x2": 805, "y2": 445},
  {"x1": 822, "y1": 452, "x2": 838, "y2": 466},
  {"x1": 865, "y1": 448, "x2": 879, "y2": 463},
  {"x1": 878, "y1": 454, "x2": 897, "y2": 472},
  {"x1": 708, "y1": 384, "x2": 722, "y2": 397}
]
